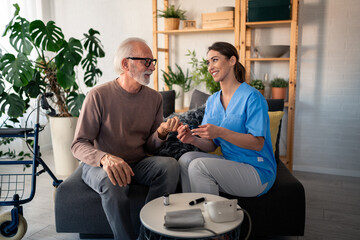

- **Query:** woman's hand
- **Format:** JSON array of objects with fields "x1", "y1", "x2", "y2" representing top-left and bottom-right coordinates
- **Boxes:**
[
  {"x1": 177, "y1": 124, "x2": 196, "y2": 144},
  {"x1": 100, "y1": 154, "x2": 135, "y2": 187},
  {"x1": 157, "y1": 116, "x2": 181, "y2": 139},
  {"x1": 191, "y1": 123, "x2": 220, "y2": 140}
]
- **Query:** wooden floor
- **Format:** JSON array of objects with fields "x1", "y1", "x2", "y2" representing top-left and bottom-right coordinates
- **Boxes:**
[
  {"x1": 254, "y1": 171, "x2": 360, "y2": 240},
  {"x1": 292, "y1": 171, "x2": 360, "y2": 240},
  {"x1": 1, "y1": 151, "x2": 360, "y2": 239}
]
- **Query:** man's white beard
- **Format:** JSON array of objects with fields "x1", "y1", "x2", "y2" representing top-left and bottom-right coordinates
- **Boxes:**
[
  {"x1": 135, "y1": 73, "x2": 150, "y2": 85},
  {"x1": 131, "y1": 71, "x2": 150, "y2": 86}
]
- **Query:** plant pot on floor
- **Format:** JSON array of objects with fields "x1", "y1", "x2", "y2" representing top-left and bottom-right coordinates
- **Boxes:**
[
  {"x1": 271, "y1": 87, "x2": 287, "y2": 99},
  {"x1": 50, "y1": 117, "x2": 79, "y2": 176},
  {"x1": 173, "y1": 85, "x2": 184, "y2": 110}
]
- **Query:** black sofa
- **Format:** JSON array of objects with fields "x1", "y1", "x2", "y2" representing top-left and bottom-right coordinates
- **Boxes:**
[{"x1": 55, "y1": 89, "x2": 305, "y2": 239}]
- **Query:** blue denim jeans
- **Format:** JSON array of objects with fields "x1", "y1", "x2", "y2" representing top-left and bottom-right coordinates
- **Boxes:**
[{"x1": 82, "y1": 156, "x2": 179, "y2": 240}]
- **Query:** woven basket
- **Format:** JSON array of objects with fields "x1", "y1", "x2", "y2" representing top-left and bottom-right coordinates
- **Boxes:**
[{"x1": 164, "y1": 18, "x2": 180, "y2": 30}]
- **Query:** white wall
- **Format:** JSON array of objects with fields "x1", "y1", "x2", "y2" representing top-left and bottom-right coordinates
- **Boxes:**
[
  {"x1": 293, "y1": 0, "x2": 360, "y2": 177},
  {"x1": 1, "y1": 0, "x2": 359, "y2": 177}
]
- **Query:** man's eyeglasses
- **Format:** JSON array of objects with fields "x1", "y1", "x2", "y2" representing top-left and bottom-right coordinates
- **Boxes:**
[{"x1": 126, "y1": 57, "x2": 157, "y2": 67}]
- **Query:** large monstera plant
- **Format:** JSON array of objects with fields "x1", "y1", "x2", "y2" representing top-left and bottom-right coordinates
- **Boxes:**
[{"x1": 0, "y1": 4, "x2": 105, "y2": 118}]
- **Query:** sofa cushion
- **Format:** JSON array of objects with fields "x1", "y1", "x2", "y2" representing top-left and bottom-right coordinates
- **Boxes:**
[
  {"x1": 189, "y1": 89, "x2": 210, "y2": 109},
  {"x1": 154, "y1": 105, "x2": 205, "y2": 159},
  {"x1": 159, "y1": 90, "x2": 176, "y2": 118},
  {"x1": 268, "y1": 111, "x2": 284, "y2": 153}
]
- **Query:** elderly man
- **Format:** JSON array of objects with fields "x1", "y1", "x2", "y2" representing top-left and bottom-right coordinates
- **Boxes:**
[{"x1": 71, "y1": 37, "x2": 180, "y2": 240}]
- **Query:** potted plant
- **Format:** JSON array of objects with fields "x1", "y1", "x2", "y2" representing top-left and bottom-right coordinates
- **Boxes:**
[
  {"x1": 250, "y1": 79, "x2": 265, "y2": 96},
  {"x1": 0, "y1": 4, "x2": 105, "y2": 176},
  {"x1": 158, "y1": 4, "x2": 186, "y2": 30},
  {"x1": 270, "y1": 77, "x2": 288, "y2": 99},
  {"x1": 186, "y1": 50, "x2": 220, "y2": 94},
  {"x1": 162, "y1": 64, "x2": 191, "y2": 109}
]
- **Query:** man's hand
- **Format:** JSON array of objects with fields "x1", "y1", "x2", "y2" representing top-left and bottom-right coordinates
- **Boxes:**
[
  {"x1": 100, "y1": 154, "x2": 135, "y2": 187},
  {"x1": 157, "y1": 116, "x2": 181, "y2": 139},
  {"x1": 177, "y1": 124, "x2": 196, "y2": 144}
]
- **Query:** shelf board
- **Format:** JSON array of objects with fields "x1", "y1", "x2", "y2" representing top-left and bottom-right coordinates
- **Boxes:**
[
  {"x1": 246, "y1": 20, "x2": 291, "y2": 28},
  {"x1": 157, "y1": 27, "x2": 235, "y2": 34},
  {"x1": 175, "y1": 107, "x2": 189, "y2": 113},
  {"x1": 248, "y1": 57, "x2": 290, "y2": 61}
]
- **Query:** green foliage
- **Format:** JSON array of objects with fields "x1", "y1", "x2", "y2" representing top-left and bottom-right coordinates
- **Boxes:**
[
  {"x1": 250, "y1": 79, "x2": 265, "y2": 90},
  {"x1": 162, "y1": 64, "x2": 192, "y2": 97},
  {"x1": 0, "y1": 118, "x2": 33, "y2": 167},
  {"x1": 186, "y1": 50, "x2": 220, "y2": 94},
  {"x1": 270, "y1": 78, "x2": 289, "y2": 88},
  {"x1": 0, "y1": 4, "x2": 105, "y2": 118},
  {"x1": 158, "y1": 5, "x2": 186, "y2": 20}
]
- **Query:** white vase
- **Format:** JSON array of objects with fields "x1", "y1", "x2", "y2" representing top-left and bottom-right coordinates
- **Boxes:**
[
  {"x1": 49, "y1": 116, "x2": 79, "y2": 177},
  {"x1": 173, "y1": 85, "x2": 184, "y2": 110}
]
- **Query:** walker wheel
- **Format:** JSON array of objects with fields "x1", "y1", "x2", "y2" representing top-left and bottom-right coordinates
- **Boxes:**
[{"x1": 0, "y1": 212, "x2": 27, "y2": 240}]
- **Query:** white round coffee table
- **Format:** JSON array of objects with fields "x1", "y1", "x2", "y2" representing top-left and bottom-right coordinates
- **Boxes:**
[{"x1": 140, "y1": 192, "x2": 244, "y2": 239}]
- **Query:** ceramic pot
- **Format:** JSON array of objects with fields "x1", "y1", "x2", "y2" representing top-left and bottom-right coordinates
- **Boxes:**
[
  {"x1": 49, "y1": 116, "x2": 79, "y2": 176},
  {"x1": 173, "y1": 85, "x2": 184, "y2": 110},
  {"x1": 271, "y1": 87, "x2": 287, "y2": 99}
]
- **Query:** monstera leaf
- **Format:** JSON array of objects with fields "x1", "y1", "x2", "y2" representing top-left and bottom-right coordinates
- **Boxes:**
[
  {"x1": 29, "y1": 20, "x2": 64, "y2": 52},
  {"x1": 57, "y1": 63, "x2": 75, "y2": 90},
  {"x1": 54, "y1": 38, "x2": 83, "y2": 89},
  {"x1": 9, "y1": 17, "x2": 33, "y2": 55},
  {"x1": 81, "y1": 53, "x2": 97, "y2": 71},
  {"x1": 66, "y1": 92, "x2": 85, "y2": 117},
  {"x1": 24, "y1": 71, "x2": 46, "y2": 98},
  {"x1": 83, "y1": 28, "x2": 105, "y2": 58},
  {"x1": 55, "y1": 38, "x2": 83, "y2": 68},
  {"x1": 84, "y1": 66, "x2": 102, "y2": 87},
  {"x1": 0, "y1": 93, "x2": 26, "y2": 118},
  {"x1": 0, "y1": 53, "x2": 34, "y2": 87},
  {"x1": 2, "y1": 3, "x2": 20, "y2": 37}
]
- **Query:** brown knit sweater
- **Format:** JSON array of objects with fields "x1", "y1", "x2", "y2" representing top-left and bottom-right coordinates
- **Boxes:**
[{"x1": 71, "y1": 79, "x2": 165, "y2": 167}]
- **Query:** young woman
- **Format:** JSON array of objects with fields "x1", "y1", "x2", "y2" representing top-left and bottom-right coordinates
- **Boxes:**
[{"x1": 177, "y1": 42, "x2": 276, "y2": 197}]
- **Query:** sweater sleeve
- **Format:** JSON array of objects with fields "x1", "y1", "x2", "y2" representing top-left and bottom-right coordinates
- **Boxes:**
[
  {"x1": 145, "y1": 93, "x2": 165, "y2": 153},
  {"x1": 71, "y1": 90, "x2": 106, "y2": 167}
]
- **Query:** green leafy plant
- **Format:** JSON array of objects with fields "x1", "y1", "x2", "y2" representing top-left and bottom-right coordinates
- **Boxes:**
[
  {"x1": 186, "y1": 50, "x2": 220, "y2": 94},
  {"x1": 250, "y1": 79, "x2": 265, "y2": 90},
  {"x1": 162, "y1": 64, "x2": 192, "y2": 92},
  {"x1": 270, "y1": 78, "x2": 289, "y2": 88},
  {"x1": 162, "y1": 64, "x2": 192, "y2": 97},
  {"x1": 158, "y1": 5, "x2": 186, "y2": 19},
  {"x1": 0, "y1": 4, "x2": 105, "y2": 118}
]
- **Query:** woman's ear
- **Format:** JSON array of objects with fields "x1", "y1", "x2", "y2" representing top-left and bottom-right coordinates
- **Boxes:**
[{"x1": 230, "y1": 56, "x2": 237, "y2": 66}]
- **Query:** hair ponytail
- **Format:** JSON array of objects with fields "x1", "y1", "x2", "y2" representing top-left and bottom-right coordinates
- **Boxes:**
[{"x1": 234, "y1": 62, "x2": 245, "y2": 83}]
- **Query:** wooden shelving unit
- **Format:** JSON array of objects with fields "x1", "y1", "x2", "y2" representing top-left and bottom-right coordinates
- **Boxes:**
[
  {"x1": 152, "y1": 0, "x2": 299, "y2": 171},
  {"x1": 152, "y1": 0, "x2": 240, "y2": 91},
  {"x1": 240, "y1": 0, "x2": 299, "y2": 171}
]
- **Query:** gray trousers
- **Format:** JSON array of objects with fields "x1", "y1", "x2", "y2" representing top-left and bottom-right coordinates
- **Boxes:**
[
  {"x1": 82, "y1": 156, "x2": 179, "y2": 240},
  {"x1": 179, "y1": 151, "x2": 267, "y2": 197}
]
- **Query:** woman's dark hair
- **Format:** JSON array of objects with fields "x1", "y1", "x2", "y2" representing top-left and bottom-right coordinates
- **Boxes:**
[{"x1": 208, "y1": 42, "x2": 245, "y2": 83}]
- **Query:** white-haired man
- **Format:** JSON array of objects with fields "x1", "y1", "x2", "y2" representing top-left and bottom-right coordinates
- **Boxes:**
[{"x1": 71, "y1": 37, "x2": 180, "y2": 239}]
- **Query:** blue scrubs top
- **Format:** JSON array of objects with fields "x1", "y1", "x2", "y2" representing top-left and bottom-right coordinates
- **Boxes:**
[{"x1": 202, "y1": 82, "x2": 277, "y2": 194}]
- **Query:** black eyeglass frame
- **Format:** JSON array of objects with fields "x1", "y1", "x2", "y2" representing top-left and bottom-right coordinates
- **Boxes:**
[{"x1": 126, "y1": 57, "x2": 157, "y2": 67}]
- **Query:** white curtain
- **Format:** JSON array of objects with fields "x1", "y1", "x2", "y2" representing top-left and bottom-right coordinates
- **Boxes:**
[
  {"x1": 0, "y1": 0, "x2": 53, "y2": 54},
  {"x1": 0, "y1": 0, "x2": 54, "y2": 151}
]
